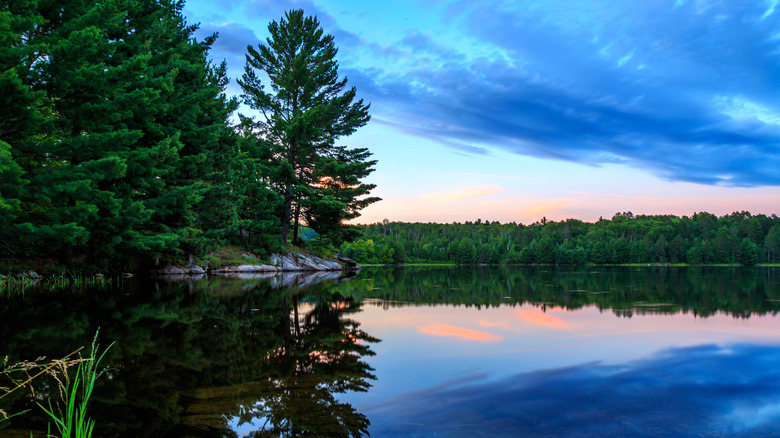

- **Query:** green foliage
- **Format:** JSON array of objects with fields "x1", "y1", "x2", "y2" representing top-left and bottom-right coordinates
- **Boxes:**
[
  {"x1": 345, "y1": 211, "x2": 780, "y2": 266},
  {"x1": 198, "y1": 244, "x2": 263, "y2": 268},
  {"x1": 0, "y1": 0, "x2": 251, "y2": 269},
  {"x1": 737, "y1": 237, "x2": 759, "y2": 266},
  {"x1": 39, "y1": 333, "x2": 112, "y2": 438},
  {"x1": 764, "y1": 225, "x2": 780, "y2": 263},
  {"x1": 239, "y1": 9, "x2": 379, "y2": 246}
]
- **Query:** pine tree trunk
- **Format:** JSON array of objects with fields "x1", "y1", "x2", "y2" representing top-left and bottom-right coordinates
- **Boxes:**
[
  {"x1": 280, "y1": 182, "x2": 294, "y2": 244},
  {"x1": 292, "y1": 202, "x2": 301, "y2": 246}
]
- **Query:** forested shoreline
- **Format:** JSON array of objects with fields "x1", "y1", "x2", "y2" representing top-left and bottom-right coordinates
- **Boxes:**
[
  {"x1": 1, "y1": 3, "x2": 377, "y2": 273},
  {"x1": 4, "y1": 1, "x2": 778, "y2": 274},
  {"x1": 340, "y1": 212, "x2": 780, "y2": 266}
]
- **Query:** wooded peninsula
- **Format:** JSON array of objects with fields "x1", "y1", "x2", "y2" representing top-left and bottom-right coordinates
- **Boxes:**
[
  {"x1": 2, "y1": 2, "x2": 776, "y2": 274},
  {"x1": 2, "y1": 5, "x2": 377, "y2": 273}
]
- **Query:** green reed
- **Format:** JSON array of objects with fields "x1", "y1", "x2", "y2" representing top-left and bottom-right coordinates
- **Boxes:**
[
  {"x1": 1, "y1": 331, "x2": 113, "y2": 437},
  {"x1": 38, "y1": 332, "x2": 113, "y2": 438}
]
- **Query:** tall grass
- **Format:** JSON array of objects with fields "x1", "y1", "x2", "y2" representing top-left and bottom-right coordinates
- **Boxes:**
[
  {"x1": 0, "y1": 348, "x2": 83, "y2": 425},
  {"x1": 0, "y1": 331, "x2": 112, "y2": 437},
  {"x1": 38, "y1": 333, "x2": 113, "y2": 438}
]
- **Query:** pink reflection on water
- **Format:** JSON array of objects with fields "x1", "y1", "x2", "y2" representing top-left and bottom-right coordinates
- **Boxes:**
[
  {"x1": 515, "y1": 308, "x2": 573, "y2": 330},
  {"x1": 480, "y1": 321, "x2": 511, "y2": 329},
  {"x1": 419, "y1": 324, "x2": 504, "y2": 342}
]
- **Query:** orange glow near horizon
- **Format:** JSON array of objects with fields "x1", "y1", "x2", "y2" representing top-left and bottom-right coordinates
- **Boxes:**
[
  {"x1": 515, "y1": 309, "x2": 573, "y2": 330},
  {"x1": 418, "y1": 185, "x2": 505, "y2": 202},
  {"x1": 419, "y1": 324, "x2": 504, "y2": 342},
  {"x1": 350, "y1": 168, "x2": 780, "y2": 225}
]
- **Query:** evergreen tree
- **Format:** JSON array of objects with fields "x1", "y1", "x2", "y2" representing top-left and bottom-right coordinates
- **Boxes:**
[
  {"x1": 534, "y1": 235, "x2": 556, "y2": 264},
  {"x1": 1, "y1": 0, "x2": 241, "y2": 266},
  {"x1": 238, "y1": 9, "x2": 378, "y2": 246},
  {"x1": 233, "y1": 123, "x2": 284, "y2": 256},
  {"x1": 589, "y1": 242, "x2": 609, "y2": 264},
  {"x1": 0, "y1": 0, "x2": 45, "y2": 257},
  {"x1": 686, "y1": 241, "x2": 703, "y2": 264},
  {"x1": 737, "y1": 237, "x2": 759, "y2": 266},
  {"x1": 764, "y1": 225, "x2": 780, "y2": 263}
]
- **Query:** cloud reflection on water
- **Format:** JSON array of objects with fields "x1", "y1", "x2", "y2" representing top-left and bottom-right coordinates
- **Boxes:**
[
  {"x1": 419, "y1": 324, "x2": 504, "y2": 343},
  {"x1": 515, "y1": 309, "x2": 574, "y2": 330},
  {"x1": 365, "y1": 343, "x2": 780, "y2": 437}
]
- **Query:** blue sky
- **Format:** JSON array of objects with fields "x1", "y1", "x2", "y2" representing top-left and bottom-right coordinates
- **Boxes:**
[{"x1": 184, "y1": 0, "x2": 780, "y2": 224}]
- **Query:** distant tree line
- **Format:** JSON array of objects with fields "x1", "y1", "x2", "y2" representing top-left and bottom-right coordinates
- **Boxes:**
[
  {"x1": 0, "y1": 3, "x2": 376, "y2": 270},
  {"x1": 340, "y1": 212, "x2": 780, "y2": 266}
]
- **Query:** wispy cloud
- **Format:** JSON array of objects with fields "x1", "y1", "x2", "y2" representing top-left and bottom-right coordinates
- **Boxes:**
[
  {"x1": 347, "y1": 1, "x2": 780, "y2": 187},
  {"x1": 192, "y1": 0, "x2": 780, "y2": 188}
]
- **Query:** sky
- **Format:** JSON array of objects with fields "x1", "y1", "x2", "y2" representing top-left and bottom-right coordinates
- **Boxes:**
[{"x1": 183, "y1": 0, "x2": 780, "y2": 224}]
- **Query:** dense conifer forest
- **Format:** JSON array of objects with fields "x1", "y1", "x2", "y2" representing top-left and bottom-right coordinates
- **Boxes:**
[
  {"x1": 340, "y1": 212, "x2": 780, "y2": 266},
  {"x1": 0, "y1": 3, "x2": 377, "y2": 271}
]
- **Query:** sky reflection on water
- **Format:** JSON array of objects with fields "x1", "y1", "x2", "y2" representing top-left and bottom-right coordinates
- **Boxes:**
[
  {"x1": 341, "y1": 302, "x2": 780, "y2": 437},
  {"x1": 363, "y1": 343, "x2": 780, "y2": 437}
]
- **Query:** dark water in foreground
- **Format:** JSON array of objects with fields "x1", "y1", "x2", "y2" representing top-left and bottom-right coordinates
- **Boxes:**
[{"x1": 2, "y1": 267, "x2": 780, "y2": 437}]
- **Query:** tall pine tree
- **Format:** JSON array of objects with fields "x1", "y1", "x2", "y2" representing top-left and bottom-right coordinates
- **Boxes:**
[{"x1": 238, "y1": 9, "x2": 379, "y2": 246}]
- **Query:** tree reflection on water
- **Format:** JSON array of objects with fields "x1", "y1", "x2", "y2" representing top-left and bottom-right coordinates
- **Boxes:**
[
  {"x1": 0, "y1": 275, "x2": 378, "y2": 438},
  {"x1": 185, "y1": 293, "x2": 379, "y2": 437}
]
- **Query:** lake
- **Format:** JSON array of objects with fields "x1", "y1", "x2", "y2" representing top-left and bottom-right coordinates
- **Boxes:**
[{"x1": 2, "y1": 266, "x2": 780, "y2": 437}]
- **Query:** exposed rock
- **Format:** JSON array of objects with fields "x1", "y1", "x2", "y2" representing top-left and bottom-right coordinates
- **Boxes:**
[
  {"x1": 270, "y1": 253, "x2": 343, "y2": 271},
  {"x1": 335, "y1": 253, "x2": 358, "y2": 267},
  {"x1": 211, "y1": 272, "x2": 278, "y2": 280},
  {"x1": 238, "y1": 264, "x2": 277, "y2": 272},
  {"x1": 154, "y1": 252, "x2": 350, "y2": 276},
  {"x1": 210, "y1": 264, "x2": 278, "y2": 274}
]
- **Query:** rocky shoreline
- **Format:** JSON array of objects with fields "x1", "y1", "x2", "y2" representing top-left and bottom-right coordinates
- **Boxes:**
[
  {"x1": 9, "y1": 253, "x2": 358, "y2": 281},
  {"x1": 152, "y1": 252, "x2": 355, "y2": 277}
]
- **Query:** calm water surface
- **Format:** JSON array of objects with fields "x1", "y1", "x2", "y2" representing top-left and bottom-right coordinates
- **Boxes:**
[{"x1": 2, "y1": 267, "x2": 780, "y2": 437}]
